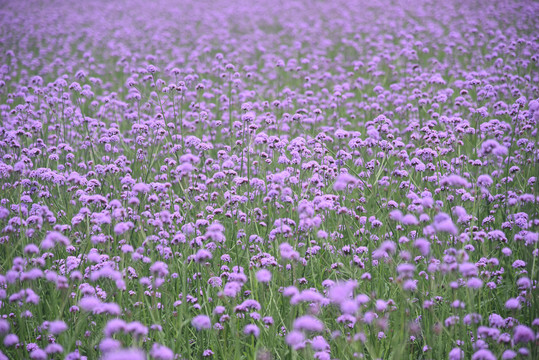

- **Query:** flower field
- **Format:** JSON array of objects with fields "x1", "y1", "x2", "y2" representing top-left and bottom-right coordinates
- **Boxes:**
[{"x1": 0, "y1": 0, "x2": 538, "y2": 359}]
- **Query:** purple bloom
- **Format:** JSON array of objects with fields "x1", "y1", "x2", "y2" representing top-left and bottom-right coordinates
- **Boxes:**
[
  {"x1": 389, "y1": 210, "x2": 403, "y2": 221},
  {"x1": 113, "y1": 222, "x2": 134, "y2": 236},
  {"x1": 30, "y1": 349, "x2": 47, "y2": 360},
  {"x1": 0, "y1": 320, "x2": 10, "y2": 334},
  {"x1": 314, "y1": 351, "x2": 330, "y2": 360},
  {"x1": 414, "y1": 238, "x2": 430, "y2": 256},
  {"x1": 203, "y1": 350, "x2": 214, "y2": 357},
  {"x1": 3, "y1": 334, "x2": 18, "y2": 347},
  {"x1": 449, "y1": 347, "x2": 464, "y2": 360},
  {"x1": 441, "y1": 175, "x2": 469, "y2": 188},
  {"x1": 255, "y1": 269, "x2": 272, "y2": 283},
  {"x1": 149, "y1": 261, "x2": 169, "y2": 277},
  {"x1": 501, "y1": 350, "x2": 517, "y2": 360},
  {"x1": 311, "y1": 336, "x2": 329, "y2": 351},
  {"x1": 293, "y1": 315, "x2": 324, "y2": 332},
  {"x1": 280, "y1": 243, "x2": 300, "y2": 261},
  {"x1": 286, "y1": 330, "x2": 305, "y2": 347},
  {"x1": 505, "y1": 298, "x2": 521, "y2": 310},
  {"x1": 403, "y1": 279, "x2": 418, "y2": 292},
  {"x1": 433, "y1": 213, "x2": 458, "y2": 235},
  {"x1": 195, "y1": 249, "x2": 213, "y2": 263},
  {"x1": 513, "y1": 325, "x2": 535, "y2": 343},
  {"x1": 375, "y1": 299, "x2": 389, "y2": 312},
  {"x1": 467, "y1": 277, "x2": 483, "y2": 289},
  {"x1": 102, "y1": 348, "x2": 146, "y2": 360},
  {"x1": 192, "y1": 315, "x2": 211, "y2": 331},
  {"x1": 104, "y1": 319, "x2": 127, "y2": 337},
  {"x1": 243, "y1": 324, "x2": 260, "y2": 337},
  {"x1": 471, "y1": 349, "x2": 496, "y2": 360},
  {"x1": 477, "y1": 175, "x2": 493, "y2": 187},
  {"x1": 44, "y1": 343, "x2": 63, "y2": 354},
  {"x1": 150, "y1": 343, "x2": 174, "y2": 360},
  {"x1": 333, "y1": 173, "x2": 359, "y2": 191},
  {"x1": 401, "y1": 214, "x2": 419, "y2": 225},
  {"x1": 397, "y1": 263, "x2": 416, "y2": 278},
  {"x1": 328, "y1": 280, "x2": 357, "y2": 303},
  {"x1": 100, "y1": 338, "x2": 122, "y2": 353}
]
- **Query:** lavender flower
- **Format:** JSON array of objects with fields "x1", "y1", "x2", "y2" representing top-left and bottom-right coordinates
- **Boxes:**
[{"x1": 192, "y1": 315, "x2": 211, "y2": 331}]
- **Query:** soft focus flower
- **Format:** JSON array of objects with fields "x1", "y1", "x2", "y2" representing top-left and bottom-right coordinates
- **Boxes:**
[
  {"x1": 243, "y1": 324, "x2": 260, "y2": 337},
  {"x1": 192, "y1": 315, "x2": 211, "y2": 331},
  {"x1": 293, "y1": 316, "x2": 324, "y2": 332},
  {"x1": 102, "y1": 348, "x2": 146, "y2": 360},
  {"x1": 256, "y1": 269, "x2": 272, "y2": 283}
]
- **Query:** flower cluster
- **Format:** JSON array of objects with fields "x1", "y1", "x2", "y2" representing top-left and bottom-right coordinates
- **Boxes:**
[{"x1": 0, "y1": 0, "x2": 538, "y2": 359}]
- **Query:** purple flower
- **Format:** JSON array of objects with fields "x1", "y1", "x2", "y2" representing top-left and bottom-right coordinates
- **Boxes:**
[
  {"x1": 203, "y1": 349, "x2": 214, "y2": 357},
  {"x1": 433, "y1": 213, "x2": 458, "y2": 235},
  {"x1": 477, "y1": 175, "x2": 493, "y2": 187},
  {"x1": 48, "y1": 320, "x2": 68, "y2": 335},
  {"x1": 195, "y1": 249, "x2": 213, "y2": 263},
  {"x1": 41, "y1": 231, "x2": 70, "y2": 249},
  {"x1": 440, "y1": 175, "x2": 469, "y2": 188},
  {"x1": 44, "y1": 343, "x2": 63, "y2": 354},
  {"x1": 104, "y1": 319, "x2": 127, "y2": 337},
  {"x1": 280, "y1": 243, "x2": 300, "y2": 261},
  {"x1": 513, "y1": 325, "x2": 535, "y2": 343},
  {"x1": 150, "y1": 343, "x2": 174, "y2": 360},
  {"x1": 99, "y1": 338, "x2": 122, "y2": 353},
  {"x1": 396, "y1": 263, "x2": 415, "y2": 278},
  {"x1": 449, "y1": 347, "x2": 464, "y2": 360},
  {"x1": 505, "y1": 298, "x2": 521, "y2": 310},
  {"x1": 403, "y1": 279, "x2": 418, "y2": 292},
  {"x1": 501, "y1": 350, "x2": 517, "y2": 360},
  {"x1": 375, "y1": 299, "x2": 389, "y2": 312},
  {"x1": 149, "y1": 261, "x2": 169, "y2": 277},
  {"x1": 311, "y1": 336, "x2": 329, "y2": 351},
  {"x1": 467, "y1": 277, "x2": 483, "y2": 289},
  {"x1": 113, "y1": 222, "x2": 134, "y2": 236},
  {"x1": 243, "y1": 324, "x2": 260, "y2": 337},
  {"x1": 30, "y1": 349, "x2": 47, "y2": 360},
  {"x1": 389, "y1": 210, "x2": 403, "y2": 221},
  {"x1": 102, "y1": 348, "x2": 146, "y2": 360},
  {"x1": 3, "y1": 334, "x2": 18, "y2": 347},
  {"x1": 286, "y1": 330, "x2": 305, "y2": 347},
  {"x1": 0, "y1": 320, "x2": 10, "y2": 334},
  {"x1": 256, "y1": 269, "x2": 272, "y2": 283},
  {"x1": 192, "y1": 315, "x2": 211, "y2": 331},
  {"x1": 414, "y1": 238, "x2": 430, "y2": 256},
  {"x1": 481, "y1": 140, "x2": 508, "y2": 157},
  {"x1": 125, "y1": 322, "x2": 148, "y2": 338},
  {"x1": 79, "y1": 296, "x2": 102, "y2": 312},
  {"x1": 333, "y1": 173, "x2": 359, "y2": 191},
  {"x1": 314, "y1": 351, "x2": 330, "y2": 360},
  {"x1": 328, "y1": 280, "x2": 357, "y2": 303},
  {"x1": 293, "y1": 315, "x2": 324, "y2": 332},
  {"x1": 401, "y1": 214, "x2": 419, "y2": 225}
]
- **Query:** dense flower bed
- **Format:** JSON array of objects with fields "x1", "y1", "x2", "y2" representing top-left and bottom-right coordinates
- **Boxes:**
[{"x1": 0, "y1": 0, "x2": 538, "y2": 359}]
